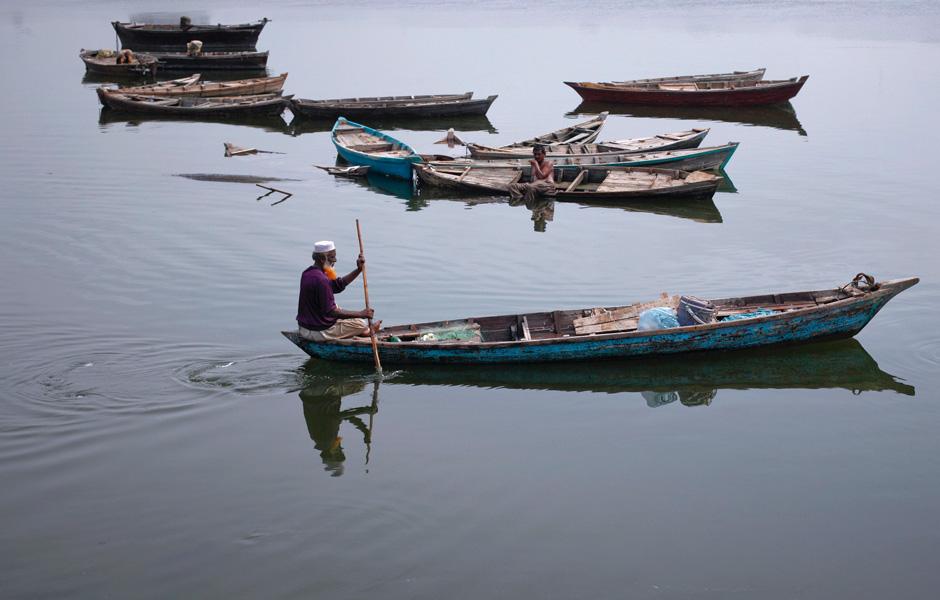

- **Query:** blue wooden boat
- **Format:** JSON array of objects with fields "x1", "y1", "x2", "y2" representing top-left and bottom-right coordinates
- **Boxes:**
[
  {"x1": 331, "y1": 117, "x2": 422, "y2": 179},
  {"x1": 283, "y1": 275, "x2": 917, "y2": 365}
]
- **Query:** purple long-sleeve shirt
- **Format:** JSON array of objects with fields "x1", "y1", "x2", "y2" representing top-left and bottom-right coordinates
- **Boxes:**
[{"x1": 296, "y1": 266, "x2": 348, "y2": 330}]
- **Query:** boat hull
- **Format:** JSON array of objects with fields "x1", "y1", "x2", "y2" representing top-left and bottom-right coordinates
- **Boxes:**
[
  {"x1": 151, "y1": 51, "x2": 269, "y2": 71},
  {"x1": 565, "y1": 76, "x2": 809, "y2": 107},
  {"x1": 291, "y1": 95, "x2": 497, "y2": 119},
  {"x1": 96, "y1": 89, "x2": 287, "y2": 116},
  {"x1": 331, "y1": 117, "x2": 422, "y2": 180},
  {"x1": 112, "y1": 20, "x2": 267, "y2": 52},
  {"x1": 79, "y1": 50, "x2": 158, "y2": 78},
  {"x1": 283, "y1": 279, "x2": 914, "y2": 364}
]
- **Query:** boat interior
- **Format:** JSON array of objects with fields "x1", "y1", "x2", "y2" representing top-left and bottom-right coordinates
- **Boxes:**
[{"x1": 335, "y1": 122, "x2": 413, "y2": 156}]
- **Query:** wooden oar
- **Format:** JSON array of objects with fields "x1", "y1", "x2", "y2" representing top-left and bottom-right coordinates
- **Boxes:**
[{"x1": 356, "y1": 219, "x2": 383, "y2": 375}]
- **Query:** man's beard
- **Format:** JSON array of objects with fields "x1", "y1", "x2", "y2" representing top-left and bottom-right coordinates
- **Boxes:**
[{"x1": 323, "y1": 265, "x2": 338, "y2": 280}]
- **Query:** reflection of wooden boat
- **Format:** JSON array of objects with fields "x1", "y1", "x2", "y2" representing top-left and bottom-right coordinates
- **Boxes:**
[
  {"x1": 112, "y1": 18, "x2": 268, "y2": 52},
  {"x1": 117, "y1": 72, "x2": 286, "y2": 97},
  {"x1": 150, "y1": 50, "x2": 269, "y2": 71},
  {"x1": 97, "y1": 107, "x2": 288, "y2": 132},
  {"x1": 289, "y1": 92, "x2": 497, "y2": 119},
  {"x1": 569, "y1": 101, "x2": 807, "y2": 136},
  {"x1": 298, "y1": 338, "x2": 914, "y2": 397},
  {"x1": 468, "y1": 112, "x2": 608, "y2": 153},
  {"x1": 565, "y1": 76, "x2": 809, "y2": 107},
  {"x1": 468, "y1": 128, "x2": 708, "y2": 159},
  {"x1": 96, "y1": 88, "x2": 288, "y2": 116},
  {"x1": 331, "y1": 117, "x2": 421, "y2": 179},
  {"x1": 79, "y1": 49, "x2": 158, "y2": 77},
  {"x1": 284, "y1": 276, "x2": 917, "y2": 364},
  {"x1": 609, "y1": 68, "x2": 766, "y2": 87},
  {"x1": 415, "y1": 164, "x2": 721, "y2": 200},
  {"x1": 433, "y1": 143, "x2": 739, "y2": 173},
  {"x1": 288, "y1": 113, "x2": 497, "y2": 137}
]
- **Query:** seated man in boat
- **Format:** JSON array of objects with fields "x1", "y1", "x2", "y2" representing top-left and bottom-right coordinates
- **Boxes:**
[
  {"x1": 297, "y1": 240, "x2": 380, "y2": 341},
  {"x1": 508, "y1": 145, "x2": 557, "y2": 202}
]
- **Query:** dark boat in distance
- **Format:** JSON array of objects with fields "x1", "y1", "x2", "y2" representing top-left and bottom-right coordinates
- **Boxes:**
[
  {"x1": 289, "y1": 92, "x2": 498, "y2": 120},
  {"x1": 565, "y1": 76, "x2": 809, "y2": 107},
  {"x1": 283, "y1": 276, "x2": 917, "y2": 364},
  {"x1": 112, "y1": 18, "x2": 269, "y2": 52},
  {"x1": 97, "y1": 88, "x2": 289, "y2": 117},
  {"x1": 151, "y1": 50, "x2": 269, "y2": 72},
  {"x1": 79, "y1": 49, "x2": 158, "y2": 78}
]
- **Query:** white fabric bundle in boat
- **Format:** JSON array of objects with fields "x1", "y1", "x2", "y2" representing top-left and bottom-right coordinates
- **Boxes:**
[{"x1": 186, "y1": 40, "x2": 203, "y2": 56}]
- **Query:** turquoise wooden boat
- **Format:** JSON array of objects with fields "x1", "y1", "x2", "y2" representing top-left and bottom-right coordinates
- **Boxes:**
[
  {"x1": 331, "y1": 117, "x2": 422, "y2": 179},
  {"x1": 283, "y1": 275, "x2": 917, "y2": 365}
]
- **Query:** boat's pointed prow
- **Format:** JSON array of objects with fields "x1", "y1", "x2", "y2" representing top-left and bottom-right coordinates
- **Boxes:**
[{"x1": 281, "y1": 330, "x2": 303, "y2": 348}]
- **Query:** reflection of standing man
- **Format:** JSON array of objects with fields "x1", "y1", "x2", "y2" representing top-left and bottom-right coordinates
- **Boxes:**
[{"x1": 300, "y1": 379, "x2": 375, "y2": 477}]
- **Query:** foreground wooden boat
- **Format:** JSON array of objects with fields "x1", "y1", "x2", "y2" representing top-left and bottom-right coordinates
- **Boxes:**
[
  {"x1": 331, "y1": 117, "x2": 421, "y2": 179},
  {"x1": 117, "y1": 73, "x2": 287, "y2": 97},
  {"x1": 610, "y1": 68, "x2": 766, "y2": 87},
  {"x1": 112, "y1": 18, "x2": 269, "y2": 52},
  {"x1": 150, "y1": 50, "x2": 269, "y2": 72},
  {"x1": 289, "y1": 92, "x2": 498, "y2": 120},
  {"x1": 468, "y1": 127, "x2": 709, "y2": 159},
  {"x1": 415, "y1": 164, "x2": 721, "y2": 200},
  {"x1": 472, "y1": 112, "x2": 608, "y2": 152},
  {"x1": 565, "y1": 76, "x2": 809, "y2": 107},
  {"x1": 79, "y1": 49, "x2": 158, "y2": 78},
  {"x1": 283, "y1": 275, "x2": 917, "y2": 364},
  {"x1": 432, "y1": 142, "x2": 739, "y2": 173},
  {"x1": 96, "y1": 88, "x2": 289, "y2": 116}
]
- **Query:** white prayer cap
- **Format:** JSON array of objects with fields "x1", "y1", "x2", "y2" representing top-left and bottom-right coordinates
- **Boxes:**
[{"x1": 313, "y1": 240, "x2": 335, "y2": 253}]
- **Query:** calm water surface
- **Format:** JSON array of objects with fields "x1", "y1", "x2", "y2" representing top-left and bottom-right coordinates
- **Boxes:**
[{"x1": 2, "y1": 1, "x2": 939, "y2": 598}]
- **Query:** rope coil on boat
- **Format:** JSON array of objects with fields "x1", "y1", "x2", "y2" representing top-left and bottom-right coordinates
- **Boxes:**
[{"x1": 841, "y1": 272, "x2": 877, "y2": 295}]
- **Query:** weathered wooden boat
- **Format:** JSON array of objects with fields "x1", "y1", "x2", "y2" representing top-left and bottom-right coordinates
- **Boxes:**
[
  {"x1": 331, "y1": 117, "x2": 422, "y2": 180},
  {"x1": 96, "y1": 88, "x2": 289, "y2": 116},
  {"x1": 79, "y1": 49, "x2": 158, "y2": 78},
  {"x1": 150, "y1": 50, "x2": 269, "y2": 72},
  {"x1": 415, "y1": 164, "x2": 721, "y2": 201},
  {"x1": 432, "y1": 142, "x2": 739, "y2": 173},
  {"x1": 467, "y1": 128, "x2": 709, "y2": 159},
  {"x1": 283, "y1": 275, "x2": 917, "y2": 365},
  {"x1": 472, "y1": 112, "x2": 609, "y2": 152},
  {"x1": 116, "y1": 72, "x2": 287, "y2": 97},
  {"x1": 564, "y1": 76, "x2": 809, "y2": 107},
  {"x1": 289, "y1": 92, "x2": 498, "y2": 120},
  {"x1": 112, "y1": 18, "x2": 269, "y2": 52},
  {"x1": 610, "y1": 68, "x2": 766, "y2": 87}
]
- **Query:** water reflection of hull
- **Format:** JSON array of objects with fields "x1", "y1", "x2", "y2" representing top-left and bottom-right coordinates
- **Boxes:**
[
  {"x1": 569, "y1": 101, "x2": 806, "y2": 136},
  {"x1": 97, "y1": 107, "x2": 288, "y2": 133},
  {"x1": 298, "y1": 339, "x2": 914, "y2": 398},
  {"x1": 288, "y1": 113, "x2": 497, "y2": 136}
]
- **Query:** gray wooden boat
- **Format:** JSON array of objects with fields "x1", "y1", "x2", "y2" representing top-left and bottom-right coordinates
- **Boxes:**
[
  {"x1": 150, "y1": 50, "x2": 269, "y2": 71},
  {"x1": 96, "y1": 88, "x2": 288, "y2": 116},
  {"x1": 471, "y1": 112, "x2": 608, "y2": 152},
  {"x1": 117, "y1": 73, "x2": 287, "y2": 97},
  {"x1": 289, "y1": 92, "x2": 498, "y2": 119},
  {"x1": 112, "y1": 18, "x2": 269, "y2": 52},
  {"x1": 79, "y1": 49, "x2": 158, "y2": 78},
  {"x1": 467, "y1": 127, "x2": 709, "y2": 159}
]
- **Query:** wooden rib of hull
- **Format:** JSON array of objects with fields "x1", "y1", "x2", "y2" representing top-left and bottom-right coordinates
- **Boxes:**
[
  {"x1": 290, "y1": 93, "x2": 497, "y2": 119},
  {"x1": 96, "y1": 88, "x2": 288, "y2": 116},
  {"x1": 150, "y1": 51, "x2": 269, "y2": 71},
  {"x1": 467, "y1": 128, "x2": 709, "y2": 159},
  {"x1": 79, "y1": 49, "x2": 158, "y2": 77},
  {"x1": 565, "y1": 76, "x2": 809, "y2": 107},
  {"x1": 282, "y1": 278, "x2": 918, "y2": 364},
  {"x1": 112, "y1": 19, "x2": 268, "y2": 52},
  {"x1": 117, "y1": 73, "x2": 287, "y2": 97}
]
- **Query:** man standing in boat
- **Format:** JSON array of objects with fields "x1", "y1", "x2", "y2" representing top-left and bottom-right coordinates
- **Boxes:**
[
  {"x1": 509, "y1": 145, "x2": 557, "y2": 202},
  {"x1": 297, "y1": 241, "x2": 380, "y2": 341}
]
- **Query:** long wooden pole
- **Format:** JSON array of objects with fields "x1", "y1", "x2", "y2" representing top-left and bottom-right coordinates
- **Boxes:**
[{"x1": 356, "y1": 219, "x2": 382, "y2": 374}]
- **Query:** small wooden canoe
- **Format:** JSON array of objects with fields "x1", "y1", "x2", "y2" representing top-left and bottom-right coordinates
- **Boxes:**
[
  {"x1": 432, "y1": 142, "x2": 739, "y2": 173},
  {"x1": 150, "y1": 50, "x2": 269, "y2": 71},
  {"x1": 415, "y1": 163, "x2": 722, "y2": 201},
  {"x1": 79, "y1": 49, "x2": 158, "y2": 78},
  {"x1": 331, "y1": 117, "x2": 422, "y2": 180},
  {"x1": 610, "y1": 68, "x2": 766, "y2": 86},
  {"x1": 472, "y1": 112, "x2": 609, "y2": 152},
  {"x1": 467, "y1": 127, "x2": 709, "y2": 159},
  {"x1": 117, "y1": 73, "x2": 287, "y2": 97},
  {"x1": 112, "y1": 18, "x2": 269, "y2": 52},
  {"x1": 290, "y1": 92, "x2": 498, "y2": 119},
  {"x1": 96, "y1": 88, "x2": 289, "y2": 116},
  {"x1": 565, "y1": 76, "x2": 809, "y2": 107},
  {"x1": 283, "y1": 275, "x2": 918, "y2": 364}
]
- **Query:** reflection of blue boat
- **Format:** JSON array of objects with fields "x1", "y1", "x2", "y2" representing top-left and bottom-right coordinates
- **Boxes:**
[
  {"x1": 284, "y1": 276, "x2": 917, "y2": 365},
  {"x1": 331, "y1": 117, "x2": 421, "y2": 180}
]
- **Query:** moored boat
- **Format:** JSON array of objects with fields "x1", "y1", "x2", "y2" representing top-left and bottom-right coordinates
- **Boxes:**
[
  {"x1": 289, "y1": 92, "x2": 498, "y2": 120},
  {"x1": 474, "y1": 112, "x2": 608, "y2": 151},
  {"x1": 116, "y1": 72, "x2": 287, "y2": 97},
  {"x1": 331, "y1": 117, "x2": 422, "y2": 179},
  {"x1": 467, "y1": 127, "x2": 709, "y2": 159},
  {"x1": 96, "y1": 88, "x2": 289, "y2": 116},
  {"x1": 415, "y1": 163, "x2": 722, "y2": 201},
  {"x1": 564, "y1": 76, "x2": 809, "y2": 107},
  {"x1": 150, "y1": 50, "x2": 269, "y2": 72},
  {"x1": 609, "y1": 68, "x2": 766, "y2": 87},
  {"x1": 283, "y1": 275, "x2": 918, "y2": 364},
  {"x1": 79, "y1": 49, "x2": 158, "y2": 78},
  {"x1": 112, "y1": 18, "x2": 269, "y2": 52}
]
